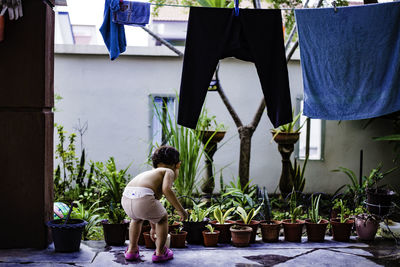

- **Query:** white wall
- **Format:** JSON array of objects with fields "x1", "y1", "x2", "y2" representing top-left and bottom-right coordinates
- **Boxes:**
[{"x1": 54, "y1": 44, "x2": 399, "y2": 194}]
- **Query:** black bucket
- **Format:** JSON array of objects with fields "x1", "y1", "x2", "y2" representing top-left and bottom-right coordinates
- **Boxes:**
[
  {"x1": 47, "y1": 219, "x2": 87, "y2": 252},
  {"x1": 183, "y1": 221, "x2": 207, "y2": 244}
]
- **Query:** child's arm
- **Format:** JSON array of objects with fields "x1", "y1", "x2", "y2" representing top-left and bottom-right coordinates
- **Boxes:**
[{"x1": 162, "y1": 169, "x2": 188, "y2": 221}]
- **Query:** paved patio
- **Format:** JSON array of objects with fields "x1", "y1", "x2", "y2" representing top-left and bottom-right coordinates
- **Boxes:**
[{"x1": 0, "y1": 237, "x2": 399, "y2": 267}]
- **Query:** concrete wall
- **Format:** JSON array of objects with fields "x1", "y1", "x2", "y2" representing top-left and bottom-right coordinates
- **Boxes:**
[{"x1": 54, "y1": 44, "x2": 399, "y2": 194}]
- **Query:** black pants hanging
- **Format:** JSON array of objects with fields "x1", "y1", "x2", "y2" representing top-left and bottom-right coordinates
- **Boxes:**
[{"x1": 177, "y1": 7, "x2": 292, "y2": 129}]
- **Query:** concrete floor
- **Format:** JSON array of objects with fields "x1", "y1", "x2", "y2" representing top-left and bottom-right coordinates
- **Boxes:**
[{"x1": 0, "y1": 237, "x2": 399, "y2": 267}]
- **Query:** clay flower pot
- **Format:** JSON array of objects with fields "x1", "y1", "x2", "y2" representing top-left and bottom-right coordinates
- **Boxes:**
[
  {"x1": 305, "y1": 219, "x2": 329, "y2": 242},
  {"x1": 143, "y1": 232, "x2": 156, "y2": 249},
  {"x1": 330, "y1": 218, "x2": 354, "y2": 242},
  {"x1": 355, "y1": 214, "x2": 379, "y2": 241},
  {"x1": 260, "y1": 220, "x2": 282, "y2": 242},
  {"x1": 202, "y1": 230, "x2": 220, "y2": 247},
  {"x1": 210, "y1": 220, "x2": 234, "y2": 243},
  {"x1": 168, "y1": 222, "x2": 181, "y2": 233},
  {"x1": 137, "y1": 222, "x2": 151, "y2": 245},
  {"x1": 170, "y1": 231, "x2": 187, "y2": 248},
  {"x1": 282, "y1": 219, "x2": 305, "y2": 242},
  {"x1": 235, "y1": 220, "x2": 260, "y2": 243},
  {"x1": 230, "y1": 226, "x2": 252, "y2": 247}
]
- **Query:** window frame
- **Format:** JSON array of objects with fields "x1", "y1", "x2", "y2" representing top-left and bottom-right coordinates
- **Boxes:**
[
  {"x1": 148, "y1": 94, "x2": 177, "y2": 150},
  {"x1": 295, "y1": 95, "x2": 326, "y2": 161}
]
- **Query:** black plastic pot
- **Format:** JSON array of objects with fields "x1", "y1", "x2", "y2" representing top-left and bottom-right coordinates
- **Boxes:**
[
  {"x1": 366, "y1": 188, "x2": 395, "y2": 216},
  {"x1": 102, "y1": 220, "x2": 129, "y2": 246},
  {"x1": 183, "y1": 221, "x2": 207, "y2": 244},
  {"x1": 47, "y1": 219, "x2": 87, "y2": 252}
]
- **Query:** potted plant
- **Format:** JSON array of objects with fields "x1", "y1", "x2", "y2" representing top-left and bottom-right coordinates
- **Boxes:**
[
  {"x1": 271, "y1": 111, "x2": 305, "y2": 196},
  {"x1": 354, "y1": 206, "x2": 379, "y2": 241},
  {"x1": 235, "y1": 206, "x2": 261, "y2": 243},
  {"x1": 305, "y1": 194, "x2": 329, "y2": 242},
  {"x1": 96, "y1": 158, "x2": 131, "y2": 246},
  {"x1": 330, "y1": 200, "x2": 354, "y2": 242},
  {"x1": 230, "y1": 225, "x2": 253, "y2": 247},
  {"x1": 282, "y1": 191, "x2": 305, "y2": 242},
  {"x1": 168, "y1": 215, "x2": 181, "y2": 233},
  {"x1": 258, "y1": 187, "x2": 282, "y2": 242},
  {"x1": 210, "y1": 206, "x2": 235, "y2": 243},
  {"x1": 183, "y1": 202, "x2": 212, "y2": 244},
  {"x1": 364, "y1": 163, "x2": 396, "y2": 216},
  {"x1": 47, "y1": 202, "x2": 88, "y2": 252},
  {"x1": 202, "y1": 224, "x2": 220, "y2": 247},
  {"x1": 170, "y1": 223, "x2": 187, "y2": 248}
]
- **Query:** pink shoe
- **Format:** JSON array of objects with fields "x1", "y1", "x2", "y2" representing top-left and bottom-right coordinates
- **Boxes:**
[
  {"x1": 124, "y1": 248, "x2": 140, "y2": 261},
  {"x1": 152, "y1": 247, "x2": 173, "y2": 262}
]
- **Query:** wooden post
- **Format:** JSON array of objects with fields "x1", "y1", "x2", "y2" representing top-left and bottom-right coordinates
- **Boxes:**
[{"x1": 0, "y1": 1, "x2": 54, "y2": 248}]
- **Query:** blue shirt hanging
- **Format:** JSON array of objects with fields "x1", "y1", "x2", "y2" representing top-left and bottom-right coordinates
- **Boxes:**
[
  {"x1": 295, "y1": 2, "x2": 400, "y2": 120},
  {"x1": 112, "y1": 1, "x2": 150, "y2": 26}
]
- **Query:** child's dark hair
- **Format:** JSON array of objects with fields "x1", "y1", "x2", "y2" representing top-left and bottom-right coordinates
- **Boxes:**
[{"x1": 152, "y1": 146, "x2": 180, "y2": 168}]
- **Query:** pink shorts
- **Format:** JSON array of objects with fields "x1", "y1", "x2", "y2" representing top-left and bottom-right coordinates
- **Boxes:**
[{"x1": 121, "y1": 187, "x2": 167, "y2": 224}]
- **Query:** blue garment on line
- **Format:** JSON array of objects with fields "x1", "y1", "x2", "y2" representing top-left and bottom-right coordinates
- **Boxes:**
[
  {"x1": 100, "y1": 0, "x2": 126, "y2": 60},
  {"x1": 295, "y1": 2, "x2": 400, "y2": 120},
  {"x1": 112, "y1": 1, "x2": 150, "y2": 26}
]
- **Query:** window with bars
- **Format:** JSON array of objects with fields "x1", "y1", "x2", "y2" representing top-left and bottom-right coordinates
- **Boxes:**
[{"x1": 150, "y1": 95, "x2": 176, "y2": 148}]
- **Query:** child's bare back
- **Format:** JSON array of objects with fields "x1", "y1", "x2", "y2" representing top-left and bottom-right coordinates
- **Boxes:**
[{"x1": 126, "y1": 167, "x2": 175, "y2": 200}]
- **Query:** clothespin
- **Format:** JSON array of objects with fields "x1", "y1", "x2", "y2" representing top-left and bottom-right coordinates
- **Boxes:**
[
  {"x1": 332, "y1": 1, "x2": 337, "y2": 13},
  {"x1": 234, "y1": 0, "x2": 239, "y2": 16}
]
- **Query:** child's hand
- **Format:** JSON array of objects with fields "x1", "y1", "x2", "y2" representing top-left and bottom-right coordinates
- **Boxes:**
[{"x1": 177, "y1": 209, "x2": 188, "y2": 221}]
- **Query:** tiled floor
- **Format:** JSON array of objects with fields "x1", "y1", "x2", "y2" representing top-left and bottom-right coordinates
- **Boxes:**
[{"x1": 0, "y1": 237, "x2": 399, "y2": 266}]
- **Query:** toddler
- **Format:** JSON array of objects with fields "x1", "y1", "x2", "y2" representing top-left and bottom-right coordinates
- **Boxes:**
[{"x1": 121, "y1": 145, "x2": 188, "y2": 262}]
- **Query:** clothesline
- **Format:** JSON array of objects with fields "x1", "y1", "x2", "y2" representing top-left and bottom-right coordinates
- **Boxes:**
[{"x1": 149, "y1": 2, "x2": 297, "y2": 10}]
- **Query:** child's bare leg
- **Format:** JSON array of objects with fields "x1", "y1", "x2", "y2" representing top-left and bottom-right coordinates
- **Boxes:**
[
  {"x1": 155, "y1": 215, "x2": 168, "y2": 256},
  {"x1": 128, "y1": 219, "x2": 143, "y2": 253}
]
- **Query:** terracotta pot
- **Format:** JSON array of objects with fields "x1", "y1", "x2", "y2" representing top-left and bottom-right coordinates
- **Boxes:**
[
  {"x1": 210, "y1": 220, "x2": 234, "y2": 243},
  {"x1": 366, "y1": 188, "x2": 395, "y2": 216},
  {"x1": 230, "y1": 226, "x2": 252, "y2": 247},
  {"x1": 170, "y1": 231, "x2": 187, "y2": 248},
  {"x1": 355, "y1": 214, "x2": 379, "y2": 241},
  {"x1": 102, "y1": 220, "x2": 128, "y2": 246},
  {"x1": 305, "y1": 219, "x2": 329, "y2": 242},
  {"x1": 137, "y1": 223, "x2": 151, "y2": 245},
  {"x1": 235, "y1": 220, "x2": 260, "y2": 243},
  {"x1": 282, "y1": 219, "x2": 305, "y2": 242},
  {"x1": 143, "y1": 232, "x2": 156, "y2": 249},
  {"x1": 271, "y1": 131, "x2": 300, "y2": 145},
  {"x1": 260, "y1": 220, "x2": 282, "y2": 242},
  {"x1": 168, "y1": 222, "x2": 181, "y2": 233},
  {"x1": 330, "y1": 218, "x2": 354, "y2": 242},
  {"x1": 0, "y1": 16, "x2": 4, "y2": 42},
  {"x1": 202, "y1": 230, "x2": 220, "y2": 247}
]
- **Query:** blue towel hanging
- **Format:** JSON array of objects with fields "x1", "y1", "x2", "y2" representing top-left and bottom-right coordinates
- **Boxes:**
[{"x1": 295, "y1": 2, "x2": 400, "y2": 121}]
